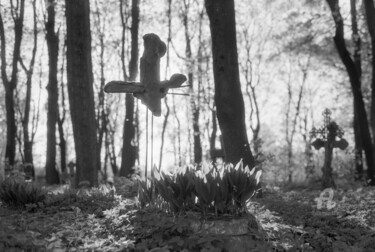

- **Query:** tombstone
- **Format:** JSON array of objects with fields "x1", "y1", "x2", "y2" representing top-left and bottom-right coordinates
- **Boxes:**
[
  {"x1": 67, "y1": 161, "x2": 76, "y2": 186},
  {"x1": 23, "y1": 163, "x2": 34, "y2": 182},
  {"x1": 310, "y1": 109, "x2": 348, "y2": 189}
]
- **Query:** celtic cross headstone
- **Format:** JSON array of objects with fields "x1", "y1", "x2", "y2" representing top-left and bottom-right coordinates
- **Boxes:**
[{"x1": 310, "y1": 109, "x2": 348, "y2": 188}]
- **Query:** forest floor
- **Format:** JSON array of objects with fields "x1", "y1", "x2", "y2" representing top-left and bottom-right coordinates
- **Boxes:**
[{"x1": 1, "y1": 180, "x2": 375, "y2": 251}]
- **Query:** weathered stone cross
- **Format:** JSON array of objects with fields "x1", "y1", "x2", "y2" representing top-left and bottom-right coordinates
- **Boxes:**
[
  {"x1": 104, "y1": 33, "x2": 187, "y2": 116},
  {"x1": 310, "y1": 109, "x2": 348, "y2": 188},
  {"x1": 310, "y1": 109, "x2": 348, "y2": 151}
]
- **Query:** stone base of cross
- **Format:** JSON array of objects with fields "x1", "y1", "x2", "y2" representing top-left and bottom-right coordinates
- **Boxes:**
[{"x1": 104, "y1": 33, "x2": 187, "y2": 116}]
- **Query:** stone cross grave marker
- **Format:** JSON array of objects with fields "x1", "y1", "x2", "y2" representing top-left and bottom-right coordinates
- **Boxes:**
[
  {"x1": 104, "y1": 33, "x2": 187, "y2": 116},
  {"x1": 310, "y1": 109, "x2": 348, "y2": 188}
]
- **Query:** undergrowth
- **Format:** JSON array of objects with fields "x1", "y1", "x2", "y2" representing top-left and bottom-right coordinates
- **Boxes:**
[
  {"x1": 0, "y1": 172, "x2": 117, "y2": 214},
  {"x1": 0, "y1": 172, "x2": 45, "y2": 207},
  {"x1": 138, "y1": 161, "x2": 262, "y2": 216}
]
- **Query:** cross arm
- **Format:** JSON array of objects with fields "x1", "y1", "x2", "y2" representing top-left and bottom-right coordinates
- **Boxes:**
[
  {"x1": 160, "y1": 74, "x2": 187, "y2": 89},
  {"x1": 103, "y1": 81, "x2": 145, "y2": 93}
]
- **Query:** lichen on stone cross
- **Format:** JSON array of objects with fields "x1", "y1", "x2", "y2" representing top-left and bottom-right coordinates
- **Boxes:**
[{"x1": 104, "y1": 33, "x2": 187, "y2": 116}]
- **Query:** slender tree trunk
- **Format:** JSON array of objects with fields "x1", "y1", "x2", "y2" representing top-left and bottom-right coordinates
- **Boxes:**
[
  {"x1": 18, "y1": 0, "x2": 38, "y2": 180},
  {"x1": 0, "y1": 0, "x2": 25, "y2": 166},
  {"x1": 286, "y1": 58, "x2": 309, "y2": 182},
  {"x1": 45, "y1": 0, "x2": 60, "y2": 184},
  {"x1": 65, "y1": 0, "x2": 98, "y2": 187},
  {"x1": 57, "y1": 109, "x2": 66, "y2": 173},
  {"x1": 159, "y1": 0, "x2": 172, "y2": 169},
  {"x1": 58, "y1": 41, "x2": 67, "y2": 174},
  {"x1": 172, "y1": 95, "x2": 182, "y2": 166},
  {"x1": 326, "y1": 0, "x2": 375, "y2": 185},
  {"x1": 351, "y1": 0, "x2": 363, "y2": 180},
  {"x1": 205, "y1": 0, "x2": 255, "y2": 168},
  {"x1": 363, "y1": 0, "x2": 375, "y2": 184},
  {"x1": 93, "y1": 0, "x2": 107, "y2": 179},
  {"x1": 183, "y1": 0, "x2": 202, "y2": 165},
  {"x1": 242, "y1": 30, "x2": 261, "y2": 156},
  {"x1": 120, "y1": 0, "x2": 139, "y2": 177}
]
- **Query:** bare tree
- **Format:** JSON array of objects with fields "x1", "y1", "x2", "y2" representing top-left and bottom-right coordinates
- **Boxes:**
[
  {"x1": 0, "y1": 0, "x2": 25, "y2": 166},
  {"x1": 159, "y1": 0, "x2": 172, "y2": 169},
  {"x1": 182, "y1": 0, "x2": 203, "y2": 165},
  {"x1": 285, "y1": 56, "x2": 310, "y2": 182},
  {"x1": 57, "y1": 40, "x2": 67, "y2": 176},
  {"x1": 119, "y1": 0, "x2": 139, "y2": 177},
  {"x1": 92, "y1": 0, "x2": 107, "y2": 179},
  {"x1": 240, "y1": 27, "x2": 267, "y2": 156},
  {"x1": 15, "y1": 0, "x2": 38, "y2": 180},
  {"x1": 45, "y1": 0, "x2": 60, "y2": 184},
  {"x1": 351, "y1": 0, "x2": 363, "y2": 180},
  {"x1": 363, "y1": 0, "x2": 375, "y2": 183},
  {"x1": 326, "y1": 0, "x2": 375, "y2": 185}
]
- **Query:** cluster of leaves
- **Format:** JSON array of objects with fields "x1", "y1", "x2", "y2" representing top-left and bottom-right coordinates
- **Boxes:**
[
  {"x1": 41, "y1": 185, "x2": 117, "y2": 214},
  {"x1": 139, "y1": 161, "x2": 262, "y2": 216},
  {"x1": 0, "y1": 172, "x2": 45, "y2": 207},
  {"x1": 0, "y1": 173, "x2": 117, "y2": 214}
]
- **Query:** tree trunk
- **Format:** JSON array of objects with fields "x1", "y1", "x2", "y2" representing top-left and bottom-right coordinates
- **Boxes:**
[
  {"x1": 363, "y1": 0, "x2": 375, "y2": 184},
  {"x1": 326, "y1": 0, "x2": 375, "y2": 185},
  {"x1": 205, "y1": 0, "x2": 255, "y2": 168},
  {"x1": 93, "y1": 0, "x2": 107, "y2": 180},
  {"x1": 58, "y1": 41, "x2": 67, "y2": 174},
  {"x1": 65, "y1": 0, "x2": 98, "y2": 187},
  {"x1": 172, "y1": 96, "x2": 182, "y2": 166},
  {"x1": 0, "y1": 0, "x2": 25, "y2": 166},
  {"x1": 183, "y1": 0, "x2": 202, "y2": 165},
  {"x1": 45, "y1": 0, "x2": 60, "y2": 184},
  {"x1": 351, "y1": 0, "x2": 363, "y2": 180},
  {"x1": 57, "y1": 110, "x2": 67, "y2": 173},
  {"x1": 17, "y1": 0, "x2": 38, "y2": 181},
  {"x1": 159, "y1": 0, "x2": 172, "y2": 169},
  {"x1": 120, "y1": 0, "x2": 139, "y2": 177}
]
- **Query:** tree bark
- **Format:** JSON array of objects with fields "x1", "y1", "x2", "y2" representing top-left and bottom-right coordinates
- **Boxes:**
[
  {"x1": 45, "y1": 0, "x2": 60, "y2": 184},
  {"x1": 18, "y1": 0, "x2": 38, "y2": 180},
  {"x1": 205, "y1": 0, "x2": 255, "y2": 168},
  {"x1": 58, "y1": 41, "x2": 67, "y2": 174},
  {"x1": 65, "y1": 0, "x2": 98, "y2": 187},
  {"x1": 363, "y1": 0, "x2": 375, "y2": 183},
  {"x1": 351, "y1": 0, "x2": 363, "y2": 180},
  {"x1": 0, "y1": 0, "x2": 25, "y2": 166},
  {"x1": 159, "y1": 0, "x2": 172, "y2": 169},
  {"x1": 93, "y1": 0, "x2": 107, "y2": 180},
  {"x1": 183, "y1": 0, "x2": 202, "y2": 165},
  {"x1": 326, "y1": 0, "x2": 375, "y2": 185},
  {"x1": 120, "y1": 0, "x2": 139, "y2": 177}
]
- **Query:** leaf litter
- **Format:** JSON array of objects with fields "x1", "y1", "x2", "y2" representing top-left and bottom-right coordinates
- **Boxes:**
[{"x1": 0, "y1": 183, "x2": 375, "y2": 251}]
